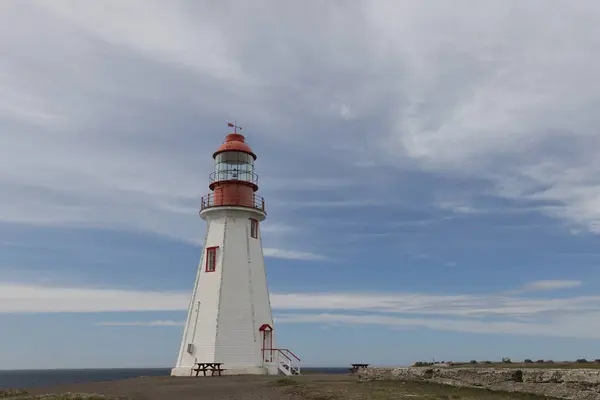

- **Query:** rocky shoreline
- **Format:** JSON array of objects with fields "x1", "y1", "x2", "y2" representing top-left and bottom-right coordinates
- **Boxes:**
[{"x1": 358, "y1": 367, "x2": 600, "y2": 400}]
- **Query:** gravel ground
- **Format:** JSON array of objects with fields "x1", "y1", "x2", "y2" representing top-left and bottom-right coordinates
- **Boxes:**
[
  {"x1": 11, "y1": 374, "x2": 556, "y2": 400},
  {"x1": 20, "y1": 374, "x2": 354, "y2": 400}
]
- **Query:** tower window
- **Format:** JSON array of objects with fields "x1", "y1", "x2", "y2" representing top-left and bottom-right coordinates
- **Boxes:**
[
  {"x1": 206, "y1": 246, "x2": 218, "y2": 272},
  {"x1": 250, "y1": 219, "x2": 259, "y2": 239}
]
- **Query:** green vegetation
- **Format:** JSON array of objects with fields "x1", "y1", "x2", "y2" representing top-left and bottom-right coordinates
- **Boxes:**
[{"x1": 285, "y1": 379, "x2": 558, "y2": 400}]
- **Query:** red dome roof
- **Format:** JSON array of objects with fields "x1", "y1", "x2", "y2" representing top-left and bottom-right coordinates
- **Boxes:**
[{"x1": 212, "y1": 133, "x2": 256, "y2": 159}]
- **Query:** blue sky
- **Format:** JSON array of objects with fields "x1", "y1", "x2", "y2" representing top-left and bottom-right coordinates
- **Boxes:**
[{"x1": 2, "y1": 0, "x2": 600, "y2": 369}]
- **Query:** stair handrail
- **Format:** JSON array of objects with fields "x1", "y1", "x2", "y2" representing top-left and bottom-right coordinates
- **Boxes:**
[
  {"x1": 262, "y1": 347, "x2": 301, "y2": 374},
  {"x1": 279, "y1": 348, "x2": 300, "y2": 361},
  {"x1": 263, "y1": 348, "x2": 300, "y2": 360},
  {"x1": 276, "y1": 348, "x2": 300, "y2": 374}
]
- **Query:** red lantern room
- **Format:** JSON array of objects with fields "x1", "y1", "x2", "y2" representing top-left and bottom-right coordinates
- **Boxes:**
[{"x1": 200, "y1": 124, "x2": 265, "y2": 212}]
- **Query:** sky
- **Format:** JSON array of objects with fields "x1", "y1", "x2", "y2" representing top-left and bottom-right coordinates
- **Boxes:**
[{"x1": 1, "y1": 0, "x2": 600, "y2": 370}]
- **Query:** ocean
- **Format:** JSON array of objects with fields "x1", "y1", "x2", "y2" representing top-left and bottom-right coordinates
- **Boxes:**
[{"x1": 0, "y1": 367, "x2": 349, "y2": 389}]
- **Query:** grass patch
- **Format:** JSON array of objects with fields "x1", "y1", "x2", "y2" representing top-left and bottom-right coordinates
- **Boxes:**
[
  {"x1": 0, "y1": 389, "x2": 28, "y2": 398},
  {"x1": 286, "y1": 379, "x2": 560, "y2": 400},
  {"x1": 270, "y1": 377, "x2": 300, "y2": 387}
]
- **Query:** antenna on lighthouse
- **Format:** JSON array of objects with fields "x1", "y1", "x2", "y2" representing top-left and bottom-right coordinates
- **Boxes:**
[{"x1": 227, "y1": 120, "x2": 242, "y2": 134}]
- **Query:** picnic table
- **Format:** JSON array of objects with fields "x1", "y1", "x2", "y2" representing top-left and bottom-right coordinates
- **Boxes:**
[
  {"x1": 349, "y1": 363, "x2": 370, "y2": 373},
  {"x1": 191, "y1": 362, "x2": 226, "y2": 376}
]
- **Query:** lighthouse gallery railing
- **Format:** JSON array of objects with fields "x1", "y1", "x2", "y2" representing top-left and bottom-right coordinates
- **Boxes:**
[{"x1": 200, "y1": 193, "x2": 266, "y2": 212}]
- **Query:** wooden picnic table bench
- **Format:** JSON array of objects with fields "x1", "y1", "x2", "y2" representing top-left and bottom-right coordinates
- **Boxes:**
[
  {"x1": 349, "y1": 363, "x2": 370, "y2": 373},
  {"x1": 191, "y1": 362, "x2": 226, "y2": 376}
]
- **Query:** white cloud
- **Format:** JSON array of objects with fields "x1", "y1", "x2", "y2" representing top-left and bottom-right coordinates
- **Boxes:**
[
  {"x1": 258, "y1": 223, "x2": 299, "y2": 234},
  {"x1": 329, "y1": 103, "x2": 355, "y2": 120},
  {"x1": 0, "y1": 283, "x2": 188, "y2": 313},
  {"x1": 271, "y1": 291, "x2": 600, "y2": 319},
  {"x1": 436, "y1": 202, "x2": 482, "y2": 215},
  {"x1": 1, "y1": 0, "x2": 598, "y2": 258},
  {"x1": 501, "y1": 280, "x2": 584, "y2": 296},
  {"x1": 95, "y1": 320, "x2": 184, "y2": 327},
  {"x1": 35, "y1": 1, "x2": 252, "y2": 84},
  {"x1": 0, "y1": 281, "x2": 591, "y2": 316},
  {"x1": 0, "y1": 1, "x2": 328, "y2": 258},
  {"x1": 274, "y1": 312, "x2": 600, "y2": 339},
  {"x1": 264, "y1": 178, "x2": 359, "y2": 191},
  {"x1": 522, "y1": 280, "x2": 582, "y2": 292},
  {"x1": 2, "y1": 280, "x2": 600, "y2": 338},
  {"x1": 263, "y1": 248, "x2": 327, "y2": 261},
  {"x1": 367, "y1": 1, "x2": 600, "y2": 232}
]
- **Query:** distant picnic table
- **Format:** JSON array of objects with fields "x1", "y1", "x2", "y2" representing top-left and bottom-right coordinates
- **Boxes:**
[{"x1": 191, "y1": 362, "x2": 226, "y2": 376}]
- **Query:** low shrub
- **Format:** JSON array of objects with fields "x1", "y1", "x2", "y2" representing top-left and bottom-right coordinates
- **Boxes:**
[{"x1": 413, "y1": 361, "x2": 434, "y2": 367}]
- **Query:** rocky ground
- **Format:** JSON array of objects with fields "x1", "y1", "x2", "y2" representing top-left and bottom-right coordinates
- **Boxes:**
[
  {"x1": 359, "y1": 367, "x2": 600, "y2": 400},
  {"x1": 1, "y1": 374, "x2": 557, "y2": 400}
]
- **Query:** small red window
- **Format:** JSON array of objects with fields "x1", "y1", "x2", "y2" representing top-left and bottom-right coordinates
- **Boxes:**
[
  {"x1": 206, "y1": 246, "x2": 218, "y2": 272},
  {"x1": 250, "y1": 219, "x2": 259, "y2": 239}
]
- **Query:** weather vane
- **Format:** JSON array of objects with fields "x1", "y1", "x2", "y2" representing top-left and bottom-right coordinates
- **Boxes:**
[{"x1": 227, "y1": 120, "x2": 242, "y2": 134}]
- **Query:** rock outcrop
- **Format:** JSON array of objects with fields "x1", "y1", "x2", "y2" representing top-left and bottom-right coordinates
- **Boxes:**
[{"x1": 358, "y1": 367, "x2": 600, "y2": 400}]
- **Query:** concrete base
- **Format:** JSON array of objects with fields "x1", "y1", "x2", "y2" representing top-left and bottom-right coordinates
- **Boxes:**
[
  {"x1": 170, "y1": 367, "x2": 194, "y2": 377},
  {"x1": 170, "y1": 366, "x2": 273, "y2": 377}
]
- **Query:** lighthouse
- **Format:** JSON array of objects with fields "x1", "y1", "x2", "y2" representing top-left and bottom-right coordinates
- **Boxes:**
[{"x1": 171, "y1": 124, "x2": 300, "y2": 377}]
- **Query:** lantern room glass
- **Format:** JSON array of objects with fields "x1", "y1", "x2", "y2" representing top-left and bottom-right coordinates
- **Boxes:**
[{"x1": 213, "y1": 151, "x2": 256, "y2": 184}]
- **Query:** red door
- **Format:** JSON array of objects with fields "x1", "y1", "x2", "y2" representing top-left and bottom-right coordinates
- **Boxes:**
[{"x1": 259, "y1": 324, "x2": 273, "y2": 362}]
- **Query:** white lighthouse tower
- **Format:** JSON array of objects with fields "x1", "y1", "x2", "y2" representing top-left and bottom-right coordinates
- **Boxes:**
[{"x1": 171, "y1": 125, "x2": 300, "y2": 377}]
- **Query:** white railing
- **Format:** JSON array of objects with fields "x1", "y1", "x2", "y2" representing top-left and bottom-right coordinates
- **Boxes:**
[{"x1": 264, "y1": 348, "x2": 301, "y2": 376}]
